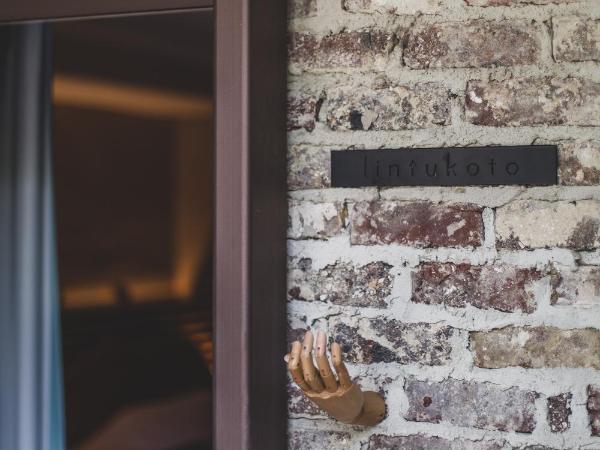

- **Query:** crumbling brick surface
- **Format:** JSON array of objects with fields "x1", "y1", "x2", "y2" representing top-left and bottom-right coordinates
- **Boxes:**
[
  {"x1": 547, "y1": 393, "x2": 572, "y2": 433},
  {"x1": 553, "y1": 16, "x2": 600, "y2": 63},
  {"x1": 588, "y1": 385, "x2": 600, "y2": 436},
  {"x1": 496, "y1": 200, "x2": 600, "y2": 250},
  {"x1": 350, "y1": 201, "x2": 484, "y2": 247},
  {"x1": 404, "y1": 378, "x2": 537, "y2": 432},
  {"x1": 470, "y1": 326, "x2": 600, "y2": 369},
  {"x1": 404, "y1": 20, "x2": 540, "y2": 69},
  {"x1": 286, "y1": 0, "x2": 600, "y2": 448},
  {"x1": 465, "y1": 77, "x2": 600, "y2": 127},
  {"x1": 288, "y1": 258, "x2": 393, "y2": 307},
  {"x1": 412, "y1": 262, "x2": 541, "y2": 313}
]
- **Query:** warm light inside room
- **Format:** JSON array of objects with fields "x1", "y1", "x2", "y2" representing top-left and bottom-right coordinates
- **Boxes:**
[{"x1": 52, "y1": 11, "x2": 214, "y2": 450}]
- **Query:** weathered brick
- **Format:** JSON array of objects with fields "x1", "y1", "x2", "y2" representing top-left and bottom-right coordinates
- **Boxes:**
[
  {"x1": 548, "y1": 393, "x2": 572, "y2": 433},
  {"x1": 288, "y1": 0, "x2": 317, "y2": 18},
  {"x1": 559, "y1": 140, "x2": 600, "y2": 186},
  {"x1": 551, "y1": 266, "x2": 600, "y2": 307},
  {"x1": 466, "y1": 77, "x2": 600, "y2": 127},
  {"x1": 288, "y1": 258, "x2": 394, "y2": 307},
  {"x1": 412, "y1": 262, "x2": 541, "y2": 313},
  {"x1": 404, "y1": 20, "x2": 539, "y2": 69},
  {"x1": 466, "y1": 0, "x2": 579, "y2": 5},
  {"x1": 368, "y1": 434, "x2": 508, "y2": 450},
  {"x1": 496, "y1": 200, "x2": 600, "y2": 250},
  {"x1": 588, "y1": 385, "x2": 600, "y2": 436},
  {"x1": 288, "y1": 201, "x2": 345, "y2": 239},
  {"x1": 287, "y1": 92, "x2": 319, "y2": 132},
  {"x1": 288, "y1": 30, "x2": 397, "y2": 72},
  {"x1": 350, "y1": 201, "x2": 483, "y2": 247},
  {"x1": 325, "y1": 83, "x2": 451, "y2": 131},
  {"x1": 521, "y1": 447, "x2": 559, "y2": 450},
  {"x1": 343, "y1": 0, "x2": 444, "y2": 15},
  {"x1": 471, "y1": 326, "x2": 600, "y2": 369},
  {"x1": 331, "y1": 318, "x2": 454, "y2": 365},
  {"x1": 288, "y1": 146, "x2": 330, "y2": 189},
  {"x1": 404, "y1": 378, "x2": 537, "y2": 433},
  {"x1": 553, "y1": 16, "x2": 600, "y2": 62},
  {"x1": 289, "y1": 430, "x2": 352, "y2": 450},
  {"x1": 288, "y1": 381, "x2": 324, "y2": 417}
]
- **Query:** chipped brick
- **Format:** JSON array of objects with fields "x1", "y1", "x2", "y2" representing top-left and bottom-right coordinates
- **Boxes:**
[
  {"x1": 496, "y1": 200, "x2": 600, "y2": 250},
  {"x1": 288, "y1": 201, "x2": 345, "y2": 240},
  {"x1": 466, "y1": 0, "x2": 579, "y2": 5},
  {"x1": 548, "y1": 393, "x2": 572, "y2": 432},
  {"x1": 350, "y1": 201, "x2": 483, "y2": 247},
  {"x1": 288, "y1": 146, "x2": 330, "y2": 190},
  {"x1": 559, "y1": 140, "x2": 600, "y2": 186},
  {"x1": 471, "y1": 326, "x2": 600, "y2": 369},
  {"x1": 405, "y1": 378, "x2": 537, "y2": 432},
  {"x1": 331, "y1": 318, "x2": 454, "y2": 365},
  {"x1": 553, "y1": 16, "x2": 600, "y2": 62},
  {"x1": 404, "y1": 20, "x2": 540, "y2": 69},
  {"x1": 288, "y1": 30, "x2": 397, "y2": 72},
  {"x1": 368, "y1": 434, "x2": 508, "y2": 450},
  {"x1": 325, "y1": 83, "x2": 451, "y2": 131},
  {"x1": 288, "y1": 381, "x2": 324, "y2": 417},
  {"x1": 466, "y1": 77, "x2": 600, "y2": 127},
  {"x1": 551, "y1": 266, "x2": 600, "y2": 307},
  {"x1": 287, "y1": 92, "x2": 318, "y2": 132},
  {"x1": 343, "y1": 0, "x2": 444, "y2": 14},
  {"x1": 289, "y1": 430, "x2": 352, "y2": 450},
  {"x1": 412, "y1": 262, "x2": 541, "y2": 313},
  {"x1": 588, "y1": 385, "x2": 600, "y2": 436},
  {"x1": 288, "y1": 258, "x2": 393, "y2": 307}
]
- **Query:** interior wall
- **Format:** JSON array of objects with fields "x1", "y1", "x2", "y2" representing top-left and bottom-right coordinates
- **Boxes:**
[{"x1": 286, "y1": 1, "x2": 600, "y2": 449}]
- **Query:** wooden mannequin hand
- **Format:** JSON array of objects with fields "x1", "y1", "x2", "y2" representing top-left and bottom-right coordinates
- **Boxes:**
[{"x1": 285, "y1": 331, "x2": 385, "y2": 426}]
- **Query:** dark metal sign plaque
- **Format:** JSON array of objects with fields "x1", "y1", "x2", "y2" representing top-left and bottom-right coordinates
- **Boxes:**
[{"x1": 331, "y1": 145, "x2": 557, "y2": 187}]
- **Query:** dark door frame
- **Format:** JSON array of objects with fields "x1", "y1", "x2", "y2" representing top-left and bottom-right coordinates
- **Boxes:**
[{"x1": 0, "y1": 1, "x2": 288, "y2": 449}]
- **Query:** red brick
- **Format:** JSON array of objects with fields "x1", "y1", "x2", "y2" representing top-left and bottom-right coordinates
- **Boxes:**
[
  {"x1": 588, "y1": 385, "x2": 600, "y2": 436},
  {"x1": 404, "y1": 20, "x2": 539, "y2": 69},
  {"x1": 548, "y1": 393, "x2": 572, "y2": 433},
  {"x1": 466, "y1": 77, "x2": 600, "y2": 127},
  {"x1": 326, "y1": 82, "x2": 451, "y2": 131},
  {"x1": 331, "y1": 318, "x2": 454, "y2": 365},
  {"x1": 412, "y1": 263, "x2": 541, "y2": 313},
  {"x1": 288, "y1": 30, "x2": 397, "y2": 72},
  {"x1": 368, "y1": 435, "x2": 507, "y2": 450},
  {"x1": 287, "y1": 146, "x2": 330, "y2": 189},
  {"x1": 287, "y1": 92, "x2": 319, "y2": 132},
  {"x1": 350, "y1": 201, "x2": 483, "y2": 247},
  {"x1": 288, "y1": 258, "x2": 394, "y2": 307},
  {"x1": 289, "y1": 430, "x2": 352, "y2": 450}
]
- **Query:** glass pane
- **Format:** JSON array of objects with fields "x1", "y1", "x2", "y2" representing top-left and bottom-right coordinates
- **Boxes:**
[{"x1": 53, "y1": 11, "x2": 214, "y2": 450}]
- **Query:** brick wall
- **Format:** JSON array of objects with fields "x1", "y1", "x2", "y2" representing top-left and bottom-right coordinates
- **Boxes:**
[{"x1": 286, "y1": 1, "x2": 600, "y2": 449}]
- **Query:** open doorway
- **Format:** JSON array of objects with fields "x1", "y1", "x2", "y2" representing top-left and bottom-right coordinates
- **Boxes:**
[{"x1": 52, "y1": 11, "x2": 213, "y2": 450}]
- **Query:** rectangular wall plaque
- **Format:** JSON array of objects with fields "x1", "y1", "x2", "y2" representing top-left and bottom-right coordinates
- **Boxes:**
[{"x1": 331, "y1": 145, "x2": 557, "y2": 187}]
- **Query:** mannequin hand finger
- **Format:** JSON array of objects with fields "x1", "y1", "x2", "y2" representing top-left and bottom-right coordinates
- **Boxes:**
[
  {"x1": 288, "y1": 341, "x2": 311, "y2": 392},
  {"x1": 315, "y1": 331, "x2": 338, "y2": 393},
  {"x1": 331, "y1": 342, "x2": 352, "y2": 390},
  {"x1": 301, "y1": 331, "x2": 324, "y2": 393}
]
